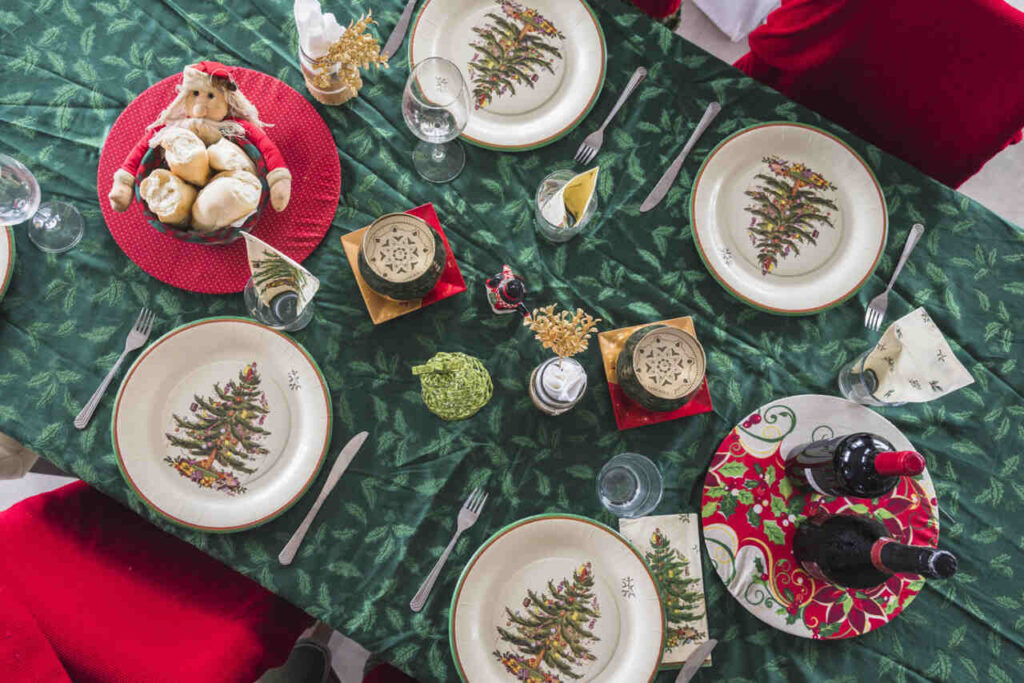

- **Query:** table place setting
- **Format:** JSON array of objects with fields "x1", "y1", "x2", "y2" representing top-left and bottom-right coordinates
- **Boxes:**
[{"x1": 1, "y1": 1, "x2": 1023, "y2": 682}]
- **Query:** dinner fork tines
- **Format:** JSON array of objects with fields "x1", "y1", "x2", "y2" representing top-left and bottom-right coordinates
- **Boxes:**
[
  {"x1": 410, "y1": 487, "x2": 487, "y2": 612},
  {"x1": 74, "y1": 308, "x2": 155, "y2": 430},
  {"x1": 864, "y1": 223, "x2": 925, "y2": 331},
  {"x1": 574, "y1": 66, "x2": 647, "y2": 165}
]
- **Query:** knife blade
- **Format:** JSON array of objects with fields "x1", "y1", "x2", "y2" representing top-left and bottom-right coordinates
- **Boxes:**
[
  {"x1": 639, "y1": 101, "x2": 722, "y2": 213},
  {"x1": 381, "y1": 0, "x2": 419, "y2": 61},
  {"x1": 278, "y1": 431, "x2": 369, "y2": 566},
  {"x1": 674, "y1": 638, "x2": 718, "y2": 683}
]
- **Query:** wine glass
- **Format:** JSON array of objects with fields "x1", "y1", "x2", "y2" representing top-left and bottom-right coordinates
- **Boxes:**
[
  {"x1": 0, "y1": 153, "x2": 84, "y2": 253},
  {"x1": 402, "y1": 57, "x2": 471, "y2": 184}
]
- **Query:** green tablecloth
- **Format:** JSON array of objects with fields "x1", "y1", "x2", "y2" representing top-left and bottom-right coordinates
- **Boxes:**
[{"x1": 1, "y1": 0, "x2": 1022, "y2": 680}]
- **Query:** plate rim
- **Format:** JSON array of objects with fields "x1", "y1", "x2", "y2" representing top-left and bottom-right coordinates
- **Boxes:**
[
  {"x1": 448, "y1": 512, "x2": 666, "y2": 682},
  {"x1": 409, "y1": 0, "x2": 607, "y2": 152},
  {"x1": 0, "y1": 226, "x2": 14, "y2": 303},
  {"x1": 110, "y1": 315, "x2": 333, "y2": 533},
  {"x1": 688, "y1": 121, "x2": 888, "y2": 316}
]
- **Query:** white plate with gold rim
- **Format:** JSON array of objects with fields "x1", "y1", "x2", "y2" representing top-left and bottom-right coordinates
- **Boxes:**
[
  {"x1": 690, "y1": 122, "x2": 887, "y2": 315},
  {"x1": 112, "y1": 317, "x2": 331, "y2": 532},
  {"x1": 0, "y1": 227, "x2": 13, "y2": 303},
  {"x1": 410, "y1": 0, "x2": 606, "y2": 151},
  {"x1": 450, "y1": 514, "x2": 664, "y2": 682}
]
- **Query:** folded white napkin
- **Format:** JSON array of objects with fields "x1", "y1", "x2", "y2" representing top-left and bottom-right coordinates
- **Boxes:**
[
  {"x1": 864, "y1": 307, "x2": 974, "y2": 404},
  {"x1": 693, "y1": 0, "x2": 780, "y2": 42},
  {"x1": 294, "y1": 0, "x2": 346, "y2": 57}
]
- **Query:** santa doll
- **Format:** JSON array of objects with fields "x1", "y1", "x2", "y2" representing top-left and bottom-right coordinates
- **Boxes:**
[{"x1": 108, "y1": 61, "x2": 291, "y2": 213}]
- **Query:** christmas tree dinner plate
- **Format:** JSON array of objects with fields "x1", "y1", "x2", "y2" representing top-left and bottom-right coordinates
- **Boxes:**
[
  {"x1": 112, "y1": 317, "x2": 331, "y2": 532},
  {"x1": 0, "y1": 227, "x2": 13, "y2": 303},
  {"x1": 410, "y1": 0, "x2": 606, "y2": 151},
  {"x1": 701, "y1": 394, "x2": 939, "y2": 639},
  {"x1": 450, "y1": 514, "x2": 664, "y2": 682},
  {"x1": 690, "y1": 122, "x2": 887, "y2": 315}
]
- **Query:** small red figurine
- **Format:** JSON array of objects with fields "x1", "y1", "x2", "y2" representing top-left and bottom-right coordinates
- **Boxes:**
[{"x1": 485, "y1": 264, "x2": 529, "y2": 317}]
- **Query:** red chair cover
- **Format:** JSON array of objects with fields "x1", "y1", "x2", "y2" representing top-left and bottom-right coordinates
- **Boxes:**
[
  {"x1": 632, "y1": 0, "x2": 683, "y2": 20},
  {"x1": 734, "y1": 0, "x2": 1024, "y2": 187},
  {"x1": 0, "y1": 482, "x2": 311, "y2": 683},
  {"x1": 0, "y1": 584, "x2": 72, "y2": 683}
]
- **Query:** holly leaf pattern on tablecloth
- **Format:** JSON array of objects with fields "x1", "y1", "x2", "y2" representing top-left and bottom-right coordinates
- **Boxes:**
[{"x1": 1, "y1": 0, "x2": 1023, "y2": 681}]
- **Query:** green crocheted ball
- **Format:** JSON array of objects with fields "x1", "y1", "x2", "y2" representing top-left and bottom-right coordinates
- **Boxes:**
[{"x1": 412, "y1": 352, "x2": 493, "y2": 421}]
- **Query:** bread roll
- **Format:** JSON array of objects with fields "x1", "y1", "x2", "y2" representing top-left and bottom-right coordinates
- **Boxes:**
[
  {"x1": 159, "y1": 128, "x2": 209, "y2": 186},
  {"x1": 207, "y1": 138, "x2": 256, "y2": 175},
  {"x1": 139, "y1": 169, "x2": 197, "y2": 226},
  {"x1": 191, "y1": 170, "x2": 262, "y2": 233}
]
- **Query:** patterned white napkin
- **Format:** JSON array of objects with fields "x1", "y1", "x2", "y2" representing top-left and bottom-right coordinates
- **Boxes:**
[
  {"x1": 243, "y1": 233, "x2": 320, "y2": 315},
  {"x1": 864, "y1": 307, "x2": 974, "y2": 403},
  {"x1": 619, "y1": 513, "x2": 710, "y2": 668}
]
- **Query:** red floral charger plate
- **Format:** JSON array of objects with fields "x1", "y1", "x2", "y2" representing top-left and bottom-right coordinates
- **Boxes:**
[
  {"x1": 701, "y1": 394, "x2": 939, "y2": 639},
  {"x1": 97, "y1": 67, "x2": 340, "y2": 293}
]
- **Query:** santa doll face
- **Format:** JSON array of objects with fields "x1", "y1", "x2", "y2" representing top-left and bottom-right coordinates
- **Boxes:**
[{"x1": 184, "y1": 84, "x2": 229, "y2": 121}]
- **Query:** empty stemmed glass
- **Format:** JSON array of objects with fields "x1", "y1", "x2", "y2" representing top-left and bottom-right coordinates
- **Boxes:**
[
  {"x1": 402, "y1": 57, "x2": 471, "y2": 184},
  {"x1": 0, "y1": 153, "x2": 83, "y2": 253}
]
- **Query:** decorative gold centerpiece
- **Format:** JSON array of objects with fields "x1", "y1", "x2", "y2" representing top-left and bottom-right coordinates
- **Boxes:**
[
  {"x1": 524, "y1": 304, "x2": 600, "y2": 416},
  {"x1": 616, "y1": 324, "x2": 706, "y2": 412},
  {"x1": 301, "y1": 12, "x2": 389, "y2": 106}
]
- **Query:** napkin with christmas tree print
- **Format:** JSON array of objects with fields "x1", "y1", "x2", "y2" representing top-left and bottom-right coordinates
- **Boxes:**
[
  {"x1": 540, "y1": 167, "x2": 599, "y2": 228},
  {"x1": 619, "y1": 513, "x2": 710, "y2": 668},
  {"x1": 243, "y1": 233, "x2": 320, "y2": 315}
]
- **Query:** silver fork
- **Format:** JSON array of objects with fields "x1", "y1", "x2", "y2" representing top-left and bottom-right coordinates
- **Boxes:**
[
  {"x1": 864, "y1": 223, "x2": 925, "y2": 331},
  {"x1": 573, "y1": 66, "x2": 647, "y2": 165},
  {"x1": 410, "y1": 487, "x2": 487, "y2": 612},
  {"x1": 74, "y1": 308, "x2": 155, "y2": 430}
]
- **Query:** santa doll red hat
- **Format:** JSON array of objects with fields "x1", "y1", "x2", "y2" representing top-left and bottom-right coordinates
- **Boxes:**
[{"x1": 108, "y1": 61, "x2": 291, "y2": 213}]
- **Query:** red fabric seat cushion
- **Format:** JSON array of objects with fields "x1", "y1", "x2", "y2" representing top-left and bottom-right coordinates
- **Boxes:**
[
  {"x1": 734, "y1": 0, "x2": 1024, "y2": 187},
  {"x1": 0, "y1": 482, "x2": 311, "y2": 683},
  {"x1": 0, "y1": 584, "x2": 71, "y2": 682}
]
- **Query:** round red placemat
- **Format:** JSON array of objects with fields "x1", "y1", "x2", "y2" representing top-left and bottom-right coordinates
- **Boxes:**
[{"x1": 97, "y1": 67, "x2": 340, "y2": 293}]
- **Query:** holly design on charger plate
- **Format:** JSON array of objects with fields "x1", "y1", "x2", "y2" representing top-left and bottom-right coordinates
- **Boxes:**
[
  {"x1": 494, "y1": 562, "x2": 600, "y2": 682},
  {"x1": 744, "y1": 156, "x2": 839, "y2": 275},
  {"x1": 468, "y1": 0, "x2": 565, "y2": 110},
  {"x1": 163, "y1": 362, "x2": 270, "y2": 495},
  {"x1": 644, "y1": 529, "x2": 705, "y2": 651},
  {"x1": 703, "y1": 423, "x2": 939, "y2": 638}
]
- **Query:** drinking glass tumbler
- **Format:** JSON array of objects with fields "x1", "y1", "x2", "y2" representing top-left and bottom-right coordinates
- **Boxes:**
[
  {"x1": 597, "y1": 453, "x2": 663, "y2": 518},
  {"x1": 838, "y1": 350, "x2": 905, "y2": 407},
  {"x1": 244, "y1": 277, "x2": 314, "y2": 332}
]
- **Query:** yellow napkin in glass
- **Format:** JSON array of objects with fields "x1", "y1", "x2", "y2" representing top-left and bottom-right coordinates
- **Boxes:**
[{"x1": 540, "y1": 167, "x2": 599, "y2": 227}]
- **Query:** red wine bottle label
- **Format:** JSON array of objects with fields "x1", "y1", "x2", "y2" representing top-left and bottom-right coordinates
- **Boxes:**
[{"x1": 870, "y1": 537, "x2": 898, "y2": 574}]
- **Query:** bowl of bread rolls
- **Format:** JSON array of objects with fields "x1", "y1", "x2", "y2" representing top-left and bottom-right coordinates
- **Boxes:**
[{"x1": 134, "y1": 128, "x2": 269, "y2": 245}]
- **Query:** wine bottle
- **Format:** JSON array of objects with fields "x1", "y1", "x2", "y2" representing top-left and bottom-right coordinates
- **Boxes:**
[
  {"x1": 785, "y1": 432, "x2": 925, "y2": 498},
  {"x1": 793, "y1": 513, "x2": 957, "y2": 589}
]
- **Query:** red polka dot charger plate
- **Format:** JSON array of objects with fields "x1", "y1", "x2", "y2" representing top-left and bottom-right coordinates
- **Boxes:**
[
  {"x1": 97, "y1": 67, "x2": 340, "y2": 294},
  {"x1": 701, "y1": 394, "x2": 939, "y2": 639}
]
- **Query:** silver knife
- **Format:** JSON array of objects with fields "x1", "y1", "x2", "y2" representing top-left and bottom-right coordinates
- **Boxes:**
[
  {"x1": 381, "y1": 0, "x2": 419, "y2": 61},
  {"x1": 278, "y1": 431, "x2": 369, "y2": 566},
  {"x1": 674, "y1": 638, "x2": 718, "y2": 683},
  {"x1": 640, "y1": 102, "x2": 722, "y2": 213}
]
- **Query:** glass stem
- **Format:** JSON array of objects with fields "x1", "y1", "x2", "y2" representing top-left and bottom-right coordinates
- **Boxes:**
[{"x1": 432, "y1": 144, "x2": 447, "y2": 163}]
